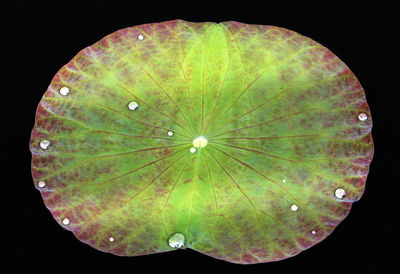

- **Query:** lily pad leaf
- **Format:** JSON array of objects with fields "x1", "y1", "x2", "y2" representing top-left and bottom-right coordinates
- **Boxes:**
[{"x1": 30, "y1": 20, "x2": 374, "y2": 264}]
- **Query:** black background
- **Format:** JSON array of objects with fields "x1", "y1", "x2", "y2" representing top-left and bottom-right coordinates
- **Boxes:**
[{"x1": 7, "y1": 1, "x2": 396, "y2": 273}]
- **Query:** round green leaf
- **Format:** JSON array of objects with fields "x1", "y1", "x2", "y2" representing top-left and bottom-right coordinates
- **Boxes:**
[{"x1": 30, "y1": 20, "x2": 374, "y2": 264}]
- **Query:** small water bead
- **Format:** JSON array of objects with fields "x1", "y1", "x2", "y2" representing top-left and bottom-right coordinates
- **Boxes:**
[
  {"x1": 168, "y1": 232, "x2": 185, "y2": 248},
  {"x1": 334, "y1": 188, "x2": 346, "y2": 199},
  {"x1": 311, "y1": 230, "x2": 316, "y2": 235},
  {"x1": 38, "y1": 181, "x2": 46, "y2": 188},
  {"x1": 62, "y1": 218, "x2": 70, "y2": 225},
  {"x1": 290, "y1": 204, "x2": 298, "y2": 211},
  {"x1": 282, "y1": 179, "x2": 286, "y2": 183},
  {"x1": 40, "y1": 140, "x2": 50, "y2": 150},
  {"x1": 190, "y1": 147, "x2": 196, "y2": 153},
  {"x1": 109, "y1": 237, "x2": 115, "y2": 242},
  {"x1": 138, "y1": 34, "x2": 144, "y2": 40},
  {"x1": 358, "y1": 113, "x2": 368, "y2": 121},
  {"x1": 59, "y1": 86, "x2": 70, "y2": 96},
  {"x1": 167, "y1": 131, "x2": 174, "y2": 136},
  {"x1": 128, "y1": 101, "x2": 139, "y2": 110}
]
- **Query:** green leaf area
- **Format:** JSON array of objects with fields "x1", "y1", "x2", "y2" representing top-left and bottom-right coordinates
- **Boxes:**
[{"x1": 30, "y1": 20, "x2": 373, "y2": 264}]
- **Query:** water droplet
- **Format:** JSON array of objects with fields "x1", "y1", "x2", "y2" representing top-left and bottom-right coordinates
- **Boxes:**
[
  {"x1": 128, "y1": 101, "x2": 139, "y2": 110},
  {"x1": 193, "y1": 136, "x2": 208, "y2": 148},
  {"x1": 358, "y1": 113, "x2": 368, "y2": 121},
  {"x1": 138, "y1": 34, "x2": 144, "y2": 40},
  {"x1": 282, "y1": 179, "x2": 286, "y2": 183},
  {"x1": 189, "y1": 147, "x2": 196, "y2": 153},
  {"x1": 334, "y1": 188, "x2": 346, "y2": 199},
  {"x1": 290, "y1": 204, "x2": 298, "y2": 211},
  {"x1": 109, "y1": 237, "x2": 115, "y2": 242},
  {"x1": 168, "y1": 131, "x2": 174, "y2": 136},
  {"x1": 59, "y1": 87, "x2": 70, "y2": 96},
  {"x1": 62, "y1": 218, "x2": 70, "y2": 225},
  {"x1": 38, "y1": 181, "x2": 46, "y2": 188},
  {"x1": 168, "y1": 232, "x2": 185, "y2": 248},
  {"x1": 40, "y1": 140, "x2": 50, "y2": 150},
  {"x1": 311, "y1": 230, "x2": 316, "y2": 235}
]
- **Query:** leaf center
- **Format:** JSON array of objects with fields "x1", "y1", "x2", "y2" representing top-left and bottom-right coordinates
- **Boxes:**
[{"x1": 193, "y1": 136, "x2": 208, "y2": 148}]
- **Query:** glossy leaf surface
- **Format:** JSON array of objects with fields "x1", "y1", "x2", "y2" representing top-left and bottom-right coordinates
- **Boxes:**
[{"x1": 30, "y1": 20, "x2": 373, "y2": 264}]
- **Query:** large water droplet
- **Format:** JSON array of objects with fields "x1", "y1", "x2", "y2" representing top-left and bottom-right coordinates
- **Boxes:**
[
  {"x1": 290, "y1": 204, "x2": 298, "y2": 211},
  {"x1": 128, "y1": 101, "x2": 139, "y2": 110},
  {"x1": 168, "y1": 232, "x2": 185, "y2": 248},
  {"x1": 334, "y1": 188, "x2": 346, "y2": 199},
  {"x1": 40, "y1": 140, "x2": 50, "y2": 150},
  {"x1": 358, "y1": 112, "x2": 368, "y2": 121},
  {"x1": 59, "y1": 87, "x2": 70, "y2": 96}
]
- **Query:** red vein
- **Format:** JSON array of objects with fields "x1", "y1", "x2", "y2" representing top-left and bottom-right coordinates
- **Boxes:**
[
  {"x1": 145, "y1": 71, "x2": 196, "y2": 136},
  {"x1": 94, "y1": 143, "x2": 188, "y2": 159},
  {"x1": 200, "y1": 54, "x2": 206, "y2": 134},
  {"x1": 179, "y1": 61, "x2": 198, "y2": 132},
  {"x1": 202, "y1": 59, "x2": 230, "y2": 135},
  {"x1": 210, "y1": 144, "x2": 328, "y2": 236},
  {"x1": 203, "y1": 153, "x2": 218, "y2": 212},
  {"x1": 186, "y1": 162, "x2": 196, "y2": 248},
  {"x1": 124, "y1": 152, "x2": 187, "y2": 205},
  {"x1": 97, "y1": 103, "x2": 192, "y2": 139},
  {"x1": 160, "y1": 157, "x2": 189, "y2": 238},
  {"x1": 209, "y1": 108, "x2": 315, "y2": 139},
  {"x1": 221, "y1": 214, "x2": 236, "y2": 231},
  {"x1": 205, "y1": 70, "x2": 267, "y2": 135},
  {"x1": 91, "y1": 129, "x2": 191, "y2": 141},
  {"x1": 208, "y1": 87, "x2": 363, "y2": 139},
  {"x1": 258, "y1": 208, "x2": 280, "y2": 225},
  {"x1": 209, "y1": 145, "x2": 301, "y2": 205},
  {"x1": 97, "y1": 146, "x2": 187, "y2": 186},
  {"x1": 209, "y1": 142, "x2": 297, "y2": 162},
  {"x1": 204, "y1": 153, "x2": 239, "y2": 233},
  {"x1": 201, "y1": 26, "x2": 219, "y2": 135},
  {"x1": 208, "y1": 150, "x2": 258, "y2": 210},
  {"x1": 211, "y1": 134, "x2": 320, "y2": 141},
  {"x1": 116, "y1": 83, "x2": 193, "y2": 137},
  {"x1": 163, "y1": 160, "x2": 190, "y2": 210},
  {"x1": 206, "y1": 88, "x2": 292, "y2": 137},
  {"x1": 210, "y1": 141, "x2": 328, "y2": 163},
  {"x1": 208, "y1": 149, "x2": 276, "y2": 236}
]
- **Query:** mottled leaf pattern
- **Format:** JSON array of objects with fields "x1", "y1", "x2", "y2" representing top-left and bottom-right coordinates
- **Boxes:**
[{"x1": 30, "y1": 20, "x2": 373, "y2": 264}]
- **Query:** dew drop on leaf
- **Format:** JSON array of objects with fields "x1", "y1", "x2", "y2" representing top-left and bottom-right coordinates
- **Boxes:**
[
  {"x1": 334, "y1": 188, "x2": 346, "y2": 199},
  {"x1": 39, "y1": 140, "x2": 50, "y2": 150},
  {"x1": 168, "y1": 233, "x2": 185, "y2": 249},
  {"x1": 59, "y1": 86, "x2": 70, "y2": 96}
]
